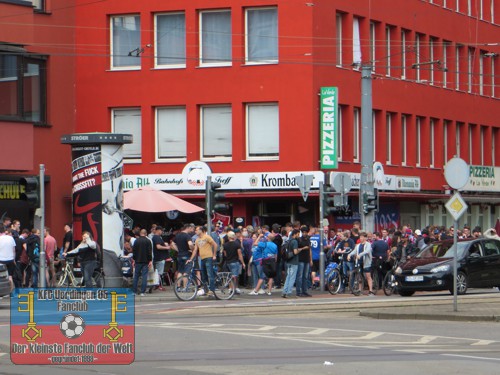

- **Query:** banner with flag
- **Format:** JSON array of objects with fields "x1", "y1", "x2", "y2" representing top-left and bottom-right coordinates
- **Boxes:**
[
  {"x1": 10, "y1": 288, "x2": 135, "y2": 365},
  {"x1": 211, "y1": 212, "x2": 231, "y2": 229}
]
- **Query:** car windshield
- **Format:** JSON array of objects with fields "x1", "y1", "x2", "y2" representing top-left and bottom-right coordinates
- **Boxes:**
[{"x1": 416, "y1": 242, "x2": 469, "y2": 259}]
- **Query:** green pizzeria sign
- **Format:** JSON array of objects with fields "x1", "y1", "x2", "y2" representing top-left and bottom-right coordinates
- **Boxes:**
[{"x1": 320, "y1": 87, "x2": 338, "y2": 169}]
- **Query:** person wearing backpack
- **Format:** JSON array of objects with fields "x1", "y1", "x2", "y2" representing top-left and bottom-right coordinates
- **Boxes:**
[
  {"x1": 26, "y1": 228, "x2": 41, "y2": 287},
  {"x1": 281, "y1": 229, "x2": 301, "y2": 298}
]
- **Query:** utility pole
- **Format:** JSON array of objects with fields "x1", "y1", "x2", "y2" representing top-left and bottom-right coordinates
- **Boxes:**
[{"x1": 360, "y1": 64, "x2": 375, "y2": 232}]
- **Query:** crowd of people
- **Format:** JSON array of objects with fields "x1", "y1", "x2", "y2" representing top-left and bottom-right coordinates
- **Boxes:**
[
  {"x1": 1, "y1": 214, "x2": 498, "y2": 299},
  {"x1": 123, "y1": 220, "x2": 500, "y2": 298},
  {"x1": 0, "y1": 218, "x2": 103, "y2": 293}
]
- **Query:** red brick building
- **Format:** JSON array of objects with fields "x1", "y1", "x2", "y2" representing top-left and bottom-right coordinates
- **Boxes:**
[
  {"x1": 0, "y1": 0, "x2": 75, "y2": 240},
  {"x1": 23, "y1": 0, "x2": 500, "y2": 231}
]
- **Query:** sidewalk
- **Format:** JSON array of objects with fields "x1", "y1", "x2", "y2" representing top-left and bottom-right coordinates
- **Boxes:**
[{"x1": 135, "y1": 286, "x2": 500, "y2": 322}]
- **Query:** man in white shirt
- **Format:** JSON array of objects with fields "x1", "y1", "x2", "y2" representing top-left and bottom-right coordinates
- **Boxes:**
[{"x1": 0, "y1": 226, "x2": 17, "y2": 291}]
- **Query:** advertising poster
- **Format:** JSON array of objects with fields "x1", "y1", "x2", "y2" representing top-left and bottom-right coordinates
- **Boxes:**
[
  {"x1": 10, "y1": 288, "x2": 135, "y2": 365},
  {"x1": 71, "y1": 145, "x2": 102, "y2": 243}
]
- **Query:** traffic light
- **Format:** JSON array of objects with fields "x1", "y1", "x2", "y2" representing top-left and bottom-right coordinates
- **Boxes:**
[
  {"x1": 362, "y1": 190, "x2": 378, "y2": 214},
  {"x1": 207, "y1": 181, "x2": 229, "y2": 212},
  {"x1": 320, "y1": 183, "x2": 337, "y2": 218},
  {"x1": 19, "y1": 176, "x2": 39, "y2": 206}
]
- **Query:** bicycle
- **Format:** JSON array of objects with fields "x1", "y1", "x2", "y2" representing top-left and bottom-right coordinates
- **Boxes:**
[
  {"x1": 174, "y1": 263, "x2": 235, "y2": 301},
  {"x1": 348, "y1": 258, "x2": 364, "y2": 296},
  {"x1": 328, "y1": 256, "x2": 362, "y2": 296},
  {"x1": 56, "y1": 255, "x2": 104, "y2": 288},
  {"x1": 382, "y1": 256, "x2": 400, "y2": 296}
]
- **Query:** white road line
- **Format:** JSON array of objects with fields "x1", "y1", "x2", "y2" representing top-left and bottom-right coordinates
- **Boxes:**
[
  {"x1": 442, "y1": 353, "x2": 500, "y2": 361},
  {"x1": 417, "y1": 336, "x2": 438, "y2": 344},
  {"x1": 471, "y1": 340, "x2": 496, "y2": 346}
]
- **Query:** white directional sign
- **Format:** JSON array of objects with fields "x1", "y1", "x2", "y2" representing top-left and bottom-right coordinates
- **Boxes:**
[
  {"x1": 445, "y1": 192, "x2": 468, "y2": 221},
  {"x1": 295, "y1": 174, "x2": 314, "y2": 201}
]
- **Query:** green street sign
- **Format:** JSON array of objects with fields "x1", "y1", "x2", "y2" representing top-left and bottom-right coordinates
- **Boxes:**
[{"x1": 320, "y1": 87, "x2": 338, "y2": 169}]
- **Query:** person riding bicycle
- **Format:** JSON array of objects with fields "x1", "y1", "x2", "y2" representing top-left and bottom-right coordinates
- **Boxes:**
[
  {"x1": 347, "y1": 232, "x2": 374, "y2": 296},
  {"x1": 187, "y1": 226, "x2": 218, "y2": 297}
]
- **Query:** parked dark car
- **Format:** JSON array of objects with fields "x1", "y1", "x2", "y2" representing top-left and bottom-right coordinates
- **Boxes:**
[
  {"x1": 0, "y1": 263, "x2": 11, "y2": 297},
  {"x1": 394, "y1": 238, "x2": 500, "y2": 296}
]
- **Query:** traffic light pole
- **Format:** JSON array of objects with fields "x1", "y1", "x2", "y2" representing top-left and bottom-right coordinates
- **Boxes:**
[
  {"x1": 39, "y1": 164, "x2": 46, "y2": 288},
  {"x1": 206, "y1": 176, "x2": 213, "y2": 235},
  {"x1": 360, "y1": 64, "x2": 375, "y2": 233},
  {"x1": 319, "y1": 182, "x2": 326, "y2": 290}
]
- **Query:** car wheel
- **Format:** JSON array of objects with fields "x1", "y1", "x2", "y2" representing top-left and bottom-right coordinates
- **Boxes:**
[
  {"x1": 456, "y1": 271, "x2": 468, "y2": 295},
  {"x1": 398, "y1": 290, "x2": 415, "y2": 297}
]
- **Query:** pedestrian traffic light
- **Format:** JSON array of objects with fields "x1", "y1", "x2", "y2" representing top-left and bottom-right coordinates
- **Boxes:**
[
  {"x1": 362, "y1": 190, "x2": 378, "y2": 214},
  {"x1": 321, "y1": 184, "x2": 337, "y2": 218},
  {"x1": 207, "y1": 181, "x2": 229, "y2": 212},
  {"x1": 19, "y1": 176, "x2": 39, "y2": 206}
]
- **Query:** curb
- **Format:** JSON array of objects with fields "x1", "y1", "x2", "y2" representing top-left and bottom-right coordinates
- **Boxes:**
[{"x1": 359, "y1": 310, "x2": 500, "y2": 322}]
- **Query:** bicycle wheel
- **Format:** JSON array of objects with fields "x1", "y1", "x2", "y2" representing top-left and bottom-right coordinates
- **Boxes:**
[
  {"x1": 56, "y1": 270, "x2": 70, "y2": 287},
  {"x1": 383, "y1": 271, "x2": 396, "y2": 296},
  {"x1": 371, "y1": 270, "x2": 380, "y2": 295},
  {"x1": 214, "y1": 273, "x2": 235, "y2": 300},
  {"x1": 174, "y1": 275, "x2": 198, "y2": 301},
  {"x1": 349, "y1": 270, "x2": 364, "y2": 296},
  {"x1": 327, "y1": 269, "x2": 341, "y2": 295}
]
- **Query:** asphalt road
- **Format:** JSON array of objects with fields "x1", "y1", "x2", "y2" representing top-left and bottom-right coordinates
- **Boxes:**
[{"x1": 1, "y1": 291, "x2": 499, "y2": 375}]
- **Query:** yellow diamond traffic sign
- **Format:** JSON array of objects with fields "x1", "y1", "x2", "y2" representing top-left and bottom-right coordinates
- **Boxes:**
[{"x1": 445, "y1": 192, "x2": 468, "y2": 221}]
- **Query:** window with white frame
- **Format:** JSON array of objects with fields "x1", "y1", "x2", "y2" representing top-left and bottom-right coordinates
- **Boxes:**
[
  {"x1": 416, "y1": 117, "x2": 421, "y2": 166},
  {"x1": 443, "y1": 41, "x2": 450, "y2": 88},
  {"x1": 456, "y1": 121, "x2": 463, "y2": 157},
  {"x1": 338, "y1": 105, "x2": 344, "y2": 160},
  {"x1": 369, "y1": 21, "x2": 376, "y2": 71},
  {"x1": 480, "y1": 126, "x2": 485, "y2": 165},
  {"x1": 156, "y1": 107, "x2": 186, "y2": 161},
  {"x1": 479, "y1": 52, "x2": 484, "y2": 95},
  {"x1": 246, "y1": 103, "x2": 279, "y2": 159},
  {"x1": 336, "y1": 13, "x2": 343, "y2": 66},
  {"x1": 353, "y1": 107, "x2": 360, "y2": 162},
  {"x1": 201, "y1": 105, "x2": 232, "y2": 159},
  {"x1": 479, "y1": 0, "x2": 484, "y2": 19},
  {"x1": 415, "y1": 33, "x2": 421, "y2": 82},
  {"x1": 430, "y1": 119, "x2": 435, "y2": 167},
  {"x1": 386, "y1": 112, "x2": 392, "y2": 164},
  {"x1": 401, "y1": 29, "x2": 407, "y2": 78},
  {"x1": 200, "y1": 10, "x2": 231, "y2": 66},
  {"x1": 385, "y1": 25, "x2": 392, "y2": 76},
  {"x1": 429, "y1": 37, "x2": 435, "y2": 84},
  {"x1": 468, "y1": 48, "x2": 474, "y2": 93},
  {"x1": 492, "y1": 0, "x2": 496, "y2": 23},
  {"x1": 493, "y1": 128, "x2": 497, "y2": 166},
  {"x1": 492, "y1": 55, "x2": 496, "y2": 97},
  {"x1": 111, "y1": 15, "x2": 141, "y2": 70},
  {"x1": 401, "y1": 114, "x2": 407, "y2": 165},
  {"x1": 455, "y1": 44, "x2": 462, "y2": 90},
  {"x1": 468, "y1": 124, "x2": 473, "y2": 163},
  {"x1": 468, "y1": 0, "x2": 472, "y2": 15},
  {"x1": 443, "y1": 120, "x2": 449, "y2": 162},
  {"x1": 353, "y1": 17, "x2": 362, "y2": 67},
  {"x1": 155, "y1": 12, "x2": 186, "y2": 68},
  {"x1": 112, "y1": 108, "x2": 142, "y2": 160},
  {"x1": 246, "y1": 7, "x2": 278, "y2": 64}
]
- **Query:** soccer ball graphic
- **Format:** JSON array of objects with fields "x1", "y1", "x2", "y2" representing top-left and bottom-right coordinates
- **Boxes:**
[{"x1": 60, "y1": 313, "x2": 86, "y2": 339}]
